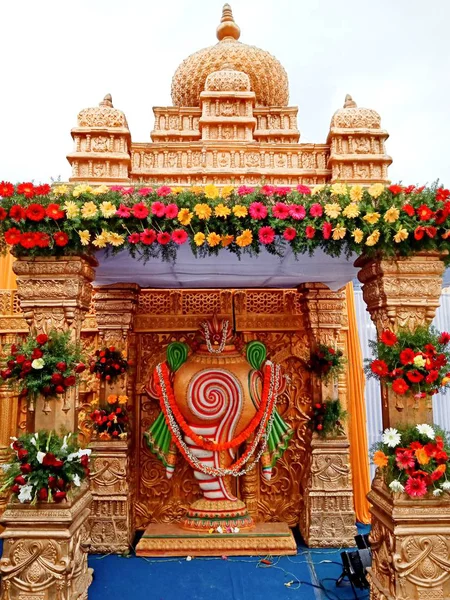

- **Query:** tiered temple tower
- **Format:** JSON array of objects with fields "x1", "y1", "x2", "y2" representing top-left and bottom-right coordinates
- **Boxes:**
[{"x1": 67, "y1": 4, "x2": 392, "y2": 186}]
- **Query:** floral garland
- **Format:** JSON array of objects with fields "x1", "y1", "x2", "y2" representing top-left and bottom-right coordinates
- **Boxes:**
[
  {"x1": 202, "y1": 319, "x2": 229, "y2": 354},
  {"x1": 156, "y1": 361, "x2": 280, "y2": 477},
  {"x1": 155, "y1": 361, "x2": 275, "y2": 452},
  {"x1": 308, "y1": 344, "x2": 344, "y2": 381},
  {"x1": 90, "y1": 394, "x2": 129, "y2": 440},
  {"x1": 311, "y1": 399, "x2": 346, "y2": 436},
  {"x1": 90, "y1": 346, "x2": 129, "y2": 383},
  {"x1": 0, "y1": 181, "x2": 449, "y2": 263}
]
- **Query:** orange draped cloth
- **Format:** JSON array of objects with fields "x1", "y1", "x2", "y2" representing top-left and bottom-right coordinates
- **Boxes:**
[
  {"x1": 345, "y1": 282, "x2": 371, "y2": 523},
  {"x1": 0, "y1": 252, "x2": 16, "y2": 289}
]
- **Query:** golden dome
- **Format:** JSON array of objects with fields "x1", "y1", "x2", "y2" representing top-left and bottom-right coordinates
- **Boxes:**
[
  {"x1": 77, "y1": 94, "x2": 129, "y2": 129},
  {"x1": 330, "y1": 94, "x2": 381, "y2": 129},
  {"x1": 171, "y1": 4, "x2": 289, "y2": 108}
]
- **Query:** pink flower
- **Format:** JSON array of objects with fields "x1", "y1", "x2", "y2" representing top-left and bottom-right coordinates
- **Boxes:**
[
  {"x1": 172, "y1": 229, "x2": 188, "y2": 245},
  {"x1": 157, "y1": 232, "x2": 171, "y2": 245},
  {"x1": 404, "y1": 477, "x2": 427, "y2": 498},
  {"x1": 283, "y1": 227, "x2": 296, "y2": 241},
  {"x1": 156, "y1": 186, "x2": 171, "y2": 197},
  {"x1": 110, "y1": 186, "x2": 124, "y2": 192},
  {"x1": 310, "y1": 203, "x2": 323, "y2": 218},
  {"x1": 261, "y1": 185, "x2": 276, "y2": 196},
  {"x1": 138, "y1": 187, "x2": 153, "y2": 196},
  {"x1": 151, "y1": 202, "x2": 166, "y2": 217},
  {"x1": 275, "y1": 186, "x2": 290, "y2": 196},
  {"x1": 395, "y1": 449, "x2": 415, "y2": 470},
  {"x1": 289, "y1": 205, "x2": 306, "y2": 220},
  {"x1": 140, "y1": 229, "x2": 156, "y2": 245},
  {"x1": 272, "y1": 202, "x2": 290, "y2": 219},
  {"x1": 237, "y1": 186, "x2": 254, "y2": 196},
  {"x1": 296, "y1": 185, "x2": 311, "y2": 195},
  {"x1": 120, "y1": 187, "x2": 134, "y2": 196},
  {"x1": 128, "y1": 233, "x2": 140, "y2": 244},
  {"x1": 249, "y1": 202, "x2": 268, "y2": 220},
  {"x1": 116, "y1": 204, "x2": 131, "y2": 218},
  {"x1": 306, "y1": 226, "x2": 316, "y2": 239},
  {"x1": 165, "y1": 203, "x2": 179, "y2": 219},
  {"x1": 132, "y1": 203, "x2": 149, "y2": 219},
  {"x1": 322, "y1": 222, "x2": 332, "y2": 239},
  {"x1": 258, "y1": 226, "x2": 275, "y2": 244}
]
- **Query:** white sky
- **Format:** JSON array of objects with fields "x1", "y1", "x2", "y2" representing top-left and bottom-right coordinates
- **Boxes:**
[{"x1": 1, "y1": 0, "x2": 449, "y2": 186}]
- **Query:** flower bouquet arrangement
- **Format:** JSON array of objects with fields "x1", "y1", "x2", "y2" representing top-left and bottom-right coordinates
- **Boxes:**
[
  {"x1": 0, "y1": 430, "x2": 91, "y2": 503},
  {"x1": 372, "y1": 424, "x2": 450, "y2": 497},
  {"x1": 308, "y1": 344, "x2": 344, "y2": 381},
  {"x1": 0, "y1": 331, "x2": 86, "y2": 411},
  {"x1": 367, "y1": 327, "x2": 450, "y2": 397},
  {"x1": 311, "y1": 399, "x2": 346, "y2": 436},
  {"x1": 89, "y1": 394, "x2": 129, "y2": 440},
  {"x1": 90, "y1": 346, "x2": 129, "y2": 383}
]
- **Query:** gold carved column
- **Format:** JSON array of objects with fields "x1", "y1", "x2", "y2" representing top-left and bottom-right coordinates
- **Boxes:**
[
  {"x1": 12, "y1": 256, "x2": 97, "y2": 433},
  {"x1": 89, "y1": 283, "x2": 140, "y2": 553},
  {"x1": 297, "y1": 283, "x2": 357, "y2": 547}
]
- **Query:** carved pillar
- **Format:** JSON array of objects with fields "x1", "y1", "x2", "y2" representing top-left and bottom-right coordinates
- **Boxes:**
[
  {"x1": 12, "y1": 256, "x2": 97, "y2": 433},
  {"x1": 297, "y1": 283, "x2": 356, "y2": 547},
  {"x1": 367, "y1": 472, "x2": 450, "y2": 600},
  {"x1": 90, "y1": 283, "x2": 140, "y2": 552},
  {"x1": 355, "y1": 253, "x2": 447, "y2": 427}
]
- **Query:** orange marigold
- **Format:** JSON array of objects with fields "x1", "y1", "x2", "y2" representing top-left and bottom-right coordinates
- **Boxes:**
[{"x1": 373, "y1": 450, "x2": 388, "y2": 468}]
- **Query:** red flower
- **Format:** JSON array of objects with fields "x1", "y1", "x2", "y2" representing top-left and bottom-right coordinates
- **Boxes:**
[
  {"x1": 406, "y1": 369, "x2": 424, "y2": 383},
  {"x1": 322, "y1": 222, "x2": 332, "y2": 239},
  {"x1": 404, "y1": 185, "x2": 416, "y2": 194},
  {"x1": 400, "y1": 348, "x2": 415, "y2": 365},
  {"x1": 151, "y1": 202, "x2": 166, "y2": 217},
  {"x1": 0, "y1": 368, "x2": 12, "y2": 379},
  {"x1": 392, "y1": 378, "x2": 409, "y2": 394},
  {"x1": 435, "y1": 209, "x2": 447, "y2": 225},
  {"x1": 309, "y1": 203, "x2": 323, "y2": 217},
  {"x1": 35, "y1": 232, "x2": 51, "y2": 248},
  {"x1": 36, "y1": 334, "x2": 48, "y2": 345},
  {"x1": 402, "y1": 204, "x2": 415, "y2": 217},
  {"x1": 404, "y1": 476, "x2": 427, "y2": 497},
  {"x1": 51, "y1": 373, "x2": 64, "y2": 385},
  {"x1": 380, "y1": 330, "x2": 398, "y2": 346},
  {"x1": 75, "y1": 363, "x2": 86, "y2": 373},
  {"x1": 11, "y1": 484, "x2": 20, "y2": 494},
  {"x1": 9, "y1": 205, "x2": 26, "y2": 221},
  {"x1": 283, "y1": 227, "x2": 296, "y2": 241},
  {"x1": 435, "y1": 450, "x2": 449, "y2": 464},
  {"x1": 258, "y1": 226, "x2": 276, "y2": 244},
  {"x1": 55, "y1": 385, "x2": 65, "y2": 393},
  {"x1": 439, "y1": 332, "x2": 450, "y2": 345},
  {"x1": 371, "y1": 359, "x2": 389, "y2": 377},
  {"x1": 116, "y1": 204, "x2": 131, "y2": 218},
  {"x1": 165, "y1": 204, "x2": 179, "y2": 219},
  {"x1": 388, "y1": 185, "x2": 403, "y2": 195},
  {"x1": 289, "y1": 204, "x2": 306, "y2": 220},
  {"x1": 64, "y1": 375, "x2": 76, "y2": 387},
  {"x1": 132, "y1": 203, "x2": 150, "y2": 219},
  {"x1": 0, "y1": 207, "x2": 7, "y2": 220},
  {"x1": 260, "y1": 185, "x2": 276, "y2": 196},
  {"x1": 37, "y1": 487, "x2": 48, "y2": 501},
  {"x1": 34, "y1": 184, "x2": 51, "y2": 196},
  {"x1": 128, "y1": 232, "x2": 140, "y2": 244},
  {"x1": 305, "y1": 226, "x2": 316, "y2": 239},
  {"x1": 417, "y1": 204, "x2": 434, "y2": 221},
  {"x1": 20, "y1": 232, "x2": 37, "y2": 249},
  {"x1": 157, "y1": 232, "x2": 171, "y2": 245},
  {"x1": 0, "y1": 181, "x2": 14, "y2": 197},
  {"x1": 4, "y1": 227, "x2": 22, "y2": 245},
  {"x1": 53, "y1": 231, "x2": 69, "y2": 247},
  {"x1": 46, "y1": 203, "x2": 65, "y2": 219},
  {"x1": 390, "y1": 368, "x2": 404, "y2": 377},
  {"x1": 25, "y1": 203, "x2": 46, "y2": 221},
  {"x1": 414, "y1": 226, "x2": 425, "y2": 240},
  {"x1": 17, "y1": 182, "x2": 35, "y2": 198},
  {"x1": 80, "y1": 454, "x2": 89, "y2": 467},
  {"x1": 20, "y1": 463, "x2": 32, "y2": 474},
  {"x1": 395, "y1": 448, "x2": 415, "y2": 469},
  {"x1": 56, "y1": 361, "x2": 67, "y2": 372},
  {"x1": 272, "y1": 202, "x2": 290, "y2": 219},
  {"x1": 249, "y1": 202, "x2": 268, "y2": 220},
  {"x1": 14, "y1": 475, "x2": 26, "y2": 486},
  {"x1": 171, "y1": 229, "x2": 188, "y2": 245},
  {"x1": 53, "y1": 491, "x2": 67, "y2": 503},
  {"x1": 425, "y1": 226, "x2": 437, "y2": 238},
  {"x1": 17, "y1": 448, "x2": 28, "y2": 461},
  {"x1": 140, "y1": 229, "x2": 156, "y2": 245},
  {"x1": 425, "y1": 370, "x2": 439, "y2": 384},
  {"x1": 31, "y1": 348, "x2": 43, "y2": 359},
  {"x1": 156, "y1": 186, "x2": 171, "y2": 197}
]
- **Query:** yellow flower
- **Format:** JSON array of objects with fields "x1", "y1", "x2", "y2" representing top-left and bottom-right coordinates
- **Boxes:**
[
  {"x1": 92, "y1": 184, "x2": 110, "y2": 196},
  {"x1": 194, "y1": 232, "x2": 206, "y2": 246},
  {"x1": 373, "y1": 450, "x2": 388, "y2": 468},
  {"x1": 171, "y1": 187, "x2": 183, "y2": 195},
  {"x1": 331, "y1": 183, "x2": 347, "y2": 196},
  {"x1": 194, "y1": 203, "x2": 212, "y2": 220},
  {"x1": 350, "y1": 185, "x2": 363, "y2": 203},
  {"x1": 214, "y1": 203, "x2": 231, "y2": 218},
  {"x1": 311, "y1": 184, "x2": 325, "y2": 195},
  {"x1": 118, "y1": 395, "x2": 128, "y2": 405},
  {"x1": 393, "y1": 228, "x2": 409, "y2": 243},
  {"x1": 73, "y1": 184, "x2": 93, "y2": 198},
  {"x1": 178, "y1": 208, "x2": 193, "y2": 226},
  {"x1": 100, "y1": 201, "x2": 117, "y2": 218},
  {"x1": 190, "y1": 186, "x2": 203, "y2": 195},
  {"x1": 207, "y1": 232, "x2": 222, "y2": 247},
  {"x1": 352, "y1": 228, "x2": 364, "y2": 243},
  {"x1": 415, "y1": 448, "x2": 431, "y2": 465},
  {"x1": 368, "y1": 183, "x2": 385, "y2": 198},
  {"x1": 63, "y1": 200, "x2": 80, "y2": 219},
  {"x1": 221, "y1": 234, "x2": 234, "y2": 247},
  {"x1": 413, "y1": 354, "x2": 426, "y2": 368},
  {"x1": 78, "y1": 230, "x2": 90, "y2": 246},
  {"x1": 324, "y1": 203, "x2": 342, "y2": 219},
  {"x1": 81, "y1": 201, "x2": 98, "y2": 219},
  {"x1": 221, "y1": 185, "x2": 234, "y2": 198},
  {"x1": 107, "y1": 232, "x2": 125, "y2": 247},
  {"x1": 365, "y1": 230, "x2": 381, "y2": 246},
  {"x1": 232, "y1": 205, "x2": 248, "y2": 218},
  {"x1": 342, "y1": 203, "x2": 360, "y2": 219},
  {"x1": 363, "y1": 212, "x2": 381, "y2": 225},
  {"x1": 107, "y1": 394, "x2": 118, "y2": 405},
  {"x1": 442, "y1": 376, "x2": 450, "y2": 386},
  {"x1": 53, "y1": 184, "x2": 69, "y2": 197},
  {"x1": 236, "y1": 229, "x2": 253, "y2": 247},
  {"x1": 332, "y1": 226, "x2": 347, "y2": 240},
  {"x1": 99, "y1": 432, "x2": 112, "y2": 440},
  {"x1": 204, "y1": 184, "x2": 219, "y2": 199},
  {"x1": 384, "y1": 206, "x2": 400, "y2": 223},
  {"x1": 92, "y1": 230, "x2": 108, "y2": 248}
]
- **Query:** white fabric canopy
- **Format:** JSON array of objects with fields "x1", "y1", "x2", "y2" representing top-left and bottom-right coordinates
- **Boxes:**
[{"x1": 94, "y1": 247, "x2": 360, "y2": 290}]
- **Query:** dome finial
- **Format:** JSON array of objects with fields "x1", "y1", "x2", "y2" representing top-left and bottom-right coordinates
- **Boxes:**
[
  {"x1": 99, "y1": 94, "x2": 113, "y2": 108},
  {"x1": 217, "y1": 4, "x2": 241, "y2": 42},
  {"x1": 344, "y1": 94, "x2": 357, "y2": 108}
]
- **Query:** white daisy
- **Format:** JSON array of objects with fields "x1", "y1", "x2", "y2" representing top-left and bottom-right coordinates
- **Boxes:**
[
  {"x1": 233, "y1": 527, "x2": 240, "y2": 534},
  {"x1": 441, "y1": 481, "x2": 450, "y2": 491},
  {"x1": 433, "y1": 489, "x2": 443, "y2": 497},
  {"x1": 416, "y1": 424, "x2": 435, "y2": 440},
  {"x1": 18, "y1": 484, "x2": 33, "y2": 503},
  {"x1": 389, "y1": 480, "x2": 405, "y2": 493},
  {"x1": 382, "y1": 428, "x2": 401, "y2": 448},
  {"x1": 216, "y1": 526, "x2": 224, "y2": 534}
]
